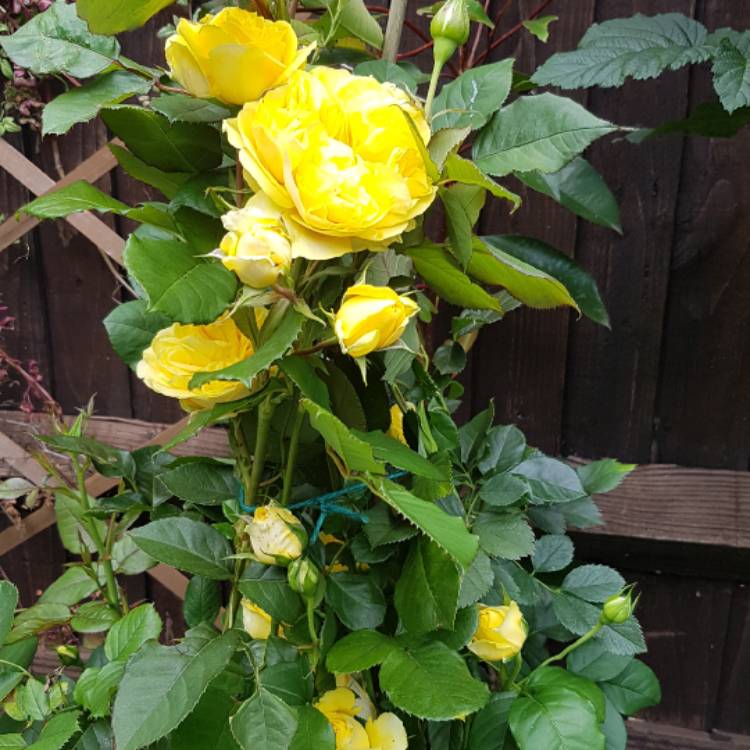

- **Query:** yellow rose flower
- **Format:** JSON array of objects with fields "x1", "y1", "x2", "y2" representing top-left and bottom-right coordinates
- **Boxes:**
[
  {"x1": 216, "y1": 194, "x2": 292, "y2": 288},
  {"x1": 468, "y1": 602, "x2": 527, "y2": 662},
  {"x1": 248, "y1": 505, "x2": 307, "y2": 566},
  {"x1": 316, "y1": 688, "x2": 407, "y2": 750},
  {"x1": 334, "y1": 284, "x2": 418, "y2": 359},
  {"x1": 165, "y1": 8, "x2": 313, "y2": 105},
  {"x1": 240, "y1": 599, "x2": 272, "y2": 640},
  {"x1": 224, "y1": 67, "x2": 436, "y2": 259},
  {"x1": 387, "y1": 404, "x2": 407, "y2": 444},
  {"x1": 136, "y1": 317, "x2": 255, "y2": 411}
]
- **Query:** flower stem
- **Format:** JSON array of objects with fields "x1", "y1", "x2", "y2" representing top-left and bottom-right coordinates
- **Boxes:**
[
  {"x1": 382, "y1": 0, "x2": 409, "y2": 62},
  {"x1": 537, "y1": 621, "x2": 604, "y2": 670},
  {"x1": 248, "y1": 395, "x2": 275, "y2": 506},
  {"x1": 281, "y1": 402, "x2": 305, "y2": 505},
  {"x1": 425, "y1": 60, "x2": 444, "y2": 120}
]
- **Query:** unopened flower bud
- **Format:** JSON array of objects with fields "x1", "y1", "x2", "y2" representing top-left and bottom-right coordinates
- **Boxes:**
[
  {"x1": 247, "y1": 505, "x2": 307, "y2": 567},
  {"x1": 56, "y1": 644, "x2": 80, "y2": 666},
  {"x1": 288, "y1": 557, "x2": 323, "y2": 599},
  {"x1": 601, "y1": 591, "x2": 636, "y2": 624},
  {"x1": 430, "y1": 0, "x2": 470, "y2": 66}
]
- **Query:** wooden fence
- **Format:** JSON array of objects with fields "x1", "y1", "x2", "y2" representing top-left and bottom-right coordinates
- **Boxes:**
[{"x1": 1, "y1": 1, "x2": 749, "y2": 747}]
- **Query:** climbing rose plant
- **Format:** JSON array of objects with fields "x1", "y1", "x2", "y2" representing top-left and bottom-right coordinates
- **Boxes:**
[{"x1": 2, "y1": 0, "x2": 748, "y2": 748}]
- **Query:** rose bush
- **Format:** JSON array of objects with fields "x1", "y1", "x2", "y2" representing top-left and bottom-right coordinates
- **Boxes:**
[{"x1": 3, "y1": 1, "x2": 746, "y2": 748}]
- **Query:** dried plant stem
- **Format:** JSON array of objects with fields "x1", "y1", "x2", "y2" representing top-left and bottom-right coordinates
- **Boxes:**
[{"x1": 382, "y1": 0, "x2": 409, "y2": 62}]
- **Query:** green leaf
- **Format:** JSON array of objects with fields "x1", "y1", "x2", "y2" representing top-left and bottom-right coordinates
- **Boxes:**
[
  {"x1": 104, "y1": 300, "x2": 171, "y2": 369},
  {"x1": 602, "y1": 696, "x2": 627, "y2": 750},
  {"x1": 629, "y1": 101, "x2": 750, "y2": 141},
  {"x1": 429, "y1": 126, "x2": 472, "y2": 170},
  {"x1": 532, "y1": 534, "x2": 574, "y2": 573},
  {"x1": 510, "y1": 456, "x2": 587, "y2": 504},
  {"x1": 289, "y1": 705, "x2": 335, "y2": 750},
  {"x1": 104, "y1": 603, "x2": 162, "y2": 662},
  {"x1": 123, "y1": 233, "x2": 238, "y2": 325},
  {"x1": 73, "y1": 661, "x2": 125, "y2": 717},
  {"x1": 0, "y1": 735, "x2": 26, "y2": 749},
  {"x1": 301, "y1": 399, "x2": 384, "y2": 474},
  {"x1": 129, "y1": 518, "x2": 233, "y2": 580},
  {"x1": 279, "y1": 357, "x2": 330, "y2": 409},
  {"x1": 184, "y1": 576, "x2": 222, "y2": 629},
  {"x1": 552, "y1": 592, "x2": 602, "y2": 636},
  {"x1": 531, "y1": 13, "x2": 710, "y2": 90},
  {"x1": 353, "y1": 60, "x2": 417, "y2": 92},
  {"x1": 171, "y1": 680, "x2": 242, "y2": 750},
  {"x1": 22, "y1": 181, "x2": 129, "y2": 219},
  {"x1": 509, "y1": 671, "x2": 604, "y2": 750},
  {"x1": 469, "y1": 240, "x2": 579, "y2": 313},
  {"x1": 473, "y1": 93, "x2": 616, "y2": 177},
  {"x1": 395, "y1": 537, "x2": 460, "y2": 633},
  {"x1": 109, "y1": 143, "x2": 191, "y2": 199},
  {"x1": 475, "y1": 510, "x2": 535, "y2": 560},
  {"x1": 467, "y1": 691, "x2": 516, "y2": 750},
  {"x1": 478, "y1": 474, "x2": 527, "y2": 508},
  {"x1": 19, "y1": 678, "x2": 49, "y2": 721},
  {"x1": 0, "y1": 582, "x2": 18, "y2": 645},
  {"x1": 364, "y1": 503, "x2": 418, "y2": 547},
  {"x1": 72, "y1": 721, "x2": 113, "y2": 750},
  {"x1": 42, "y1": 71, "x2": 152, "y2": 136},
  {"x1": 600, "y1": 660, "x2": 660, "y2": 715},
  {"x1": 595, "y1": 617, "x2": 647, "y2": 656},
  {"x1": 432, "y1": 59, "x2": 514, "y2": 132},
  {"x1": 191, "y1": 311, "x2": 302, "y2": 388},
  {"x1": 0, "y1": 2, "x2": 119, "y2": 77},
  {"x1": 712, "y1": 33, "x2": 750, "y2": 113},
  {"x1": 369, "y1": 477, "x2": 479, "y2": 569},
  {"x1": 326, "y1": 630, "x2": 399, "y2": 673},
  {"x1": 478, "y1": 424, "x2": 527, "y2": 474},
  {"x1": 71, "y1": 601, "x2": 120, "y2": 634},
  {"x1": 77, "y1": 0, "x2": 176, "y2": 34},
  {"x1": 407, "y1": 245, "x2": 502, "y2": 311},
  {"x1": 238, "y1": 563, "x2": 304, "y2": 624},
  {"x1": 458, "y1": 550, "x2": 494, "y2": 608},
  {"x1": 379, "y1": 641, "x2": 489, "y2": 720},
  {"x1": 577, "y1": 459, "x2": 636, "y2": 495},
  {"x1": 38, "y1": 567, "x2": 97, "y2": 607},
  {"x1": 231, "y1": 688, "x2": 298, "y2": 750},
  {"x1": 441, "y1": 184, "x2": 485, "y2": 268},
  {"x1": 354, "y1": 430, "x2": 450, "y2": 481},
  {"x1": 523, "y1": 15, "x2": 558, "y2": 43},
  {"x1": 7, "y1": 604, "x2": 70, "y2": 644},
  {"x1": 526, "y1": 667, "x2": 605, "y2": 723},
  {"x1": 102, "y1": 106, "x2": 221, "y2": 173},
  {"x1": 337, "y1": 0, "x2": 383, "y2": 49},
  {"x1": 562, "y1": 565, "x2": 625, "y2": 603},
  {"x1": 112, "y1": 535, "x2": 156, "y2": 575},
  {"x1": 484, "y1": 234, "x2": 610, "y2": 325},
  {"x1": 516, "y1": 157, "x2": 622, "y2": 233},
  {"x1": 443, "y1": 153, "x2": 521, "y2": 211},
  {"x1": 26, "y1": 711, "x2": 81, "y2": 750},
  {"x1": 113, "y1": 631, "x2": 240, "y2": 750},
  {"x1": 567, "y1": 641, "x2": 632, "y2": 682},
  {"x1": 160, "y1": 459, "x2": 240, "y2": 505},
  {"x1": 326, "y1": 573, "x2": 386, "y2": 631},
  {"x1": 0, "y1": 638, "x2": 37, "y2": 702}
]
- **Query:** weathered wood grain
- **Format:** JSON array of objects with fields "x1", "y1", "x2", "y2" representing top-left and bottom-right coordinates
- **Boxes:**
[{"x1": 627, "y1": 720, "x2": 750, "y2": 749}]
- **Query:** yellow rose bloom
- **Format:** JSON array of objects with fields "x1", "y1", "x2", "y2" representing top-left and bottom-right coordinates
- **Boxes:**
[
  {"x1": 468, "y1": 602, "x2": 527, "y2": 662},
  {"x1": 165, "y1": 8, "x2": 313, "y2": 105},
  {"x1": 136, "y1": 317, "x2": 255, "y2": 411},
  {"x1": 334, "y1": 284, "x2": 419, "y2": 359},
  {"x1": 316, "y1": 688, "x2": 407, "y2": 750},
  {"x1": 224, "y1": 67, "x2": 437, "y2": 259},
  {"x1": 216, "y1": 194, "x2": 292, "y2": 288},
  {"x1": 248, "y1": 505, "x2": 307, "y2": 566},
  {"x1": 240, "y1": 599, "x2": 272, "y2": 640}
]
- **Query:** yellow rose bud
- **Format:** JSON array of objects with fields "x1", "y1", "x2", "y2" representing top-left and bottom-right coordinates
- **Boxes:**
[
  {"x1": 165, "y1": 8, "x2": 313, "y2": 105},
  {"x1": 136, "y1": 317, "x2": 256, "y2": 411},
  {"x1": 216, "y1": 194, "x2": 292, "y2": 288},
  {"x1": 468, "y1": 601, "x2": 527, "y2": 662},
  {"x1": 430, "y1": 0, "x2": 471, "y2": 65},
  {"x1": 223, "y1": 67, "x2": 437, "y2": 258},
  {"x1": 365, "y1": 713, "x2": 408, "y2": 750},
  {"x1": 248, "y1": 505, "x2": 307, "y2": 566},
  {"x1": 387, "y1": 404, "x2": 407, "y2": 444},
  {"x1": 241, "y1": 598, "x2": 272, "y2": 640},
  {"x1": 334, "y1": 284, "x2": 419, "y2": 359}
]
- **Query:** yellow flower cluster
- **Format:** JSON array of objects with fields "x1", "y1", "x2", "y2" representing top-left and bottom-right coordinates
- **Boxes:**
[{"x1": 137, "y1": 9, "x2": 433, "y2": 410}]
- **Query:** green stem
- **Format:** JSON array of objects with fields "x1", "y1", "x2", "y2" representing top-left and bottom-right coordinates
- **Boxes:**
[
  {"x1": 382, "y1": 0, "x2": 409, "y2": 62},
  {"x1": 0, "y1": 659, "x2": 32, "y2": 678},
  {"x1": 537, "y1": 621, "x2": 604, "y2": 670},
  {"x1": 281, "y1": 402, "x2": 305, "y2": 506},
  {"x1": 425, "y1": 60, "x2": 444, "y2": 120},
  {"x1": 306, "y1": 598, "x2": 320, "y2": 669},
  {"x1": 248, "y1": 395, "x2": 275, "y2": 506},
  {"x1": 73, "y1": 459, "x2": 120, "y2": 613}
]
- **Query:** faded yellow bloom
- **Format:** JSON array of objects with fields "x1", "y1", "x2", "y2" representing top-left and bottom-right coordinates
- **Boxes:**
[
  {"x1": 224, "y1": 67, "x2": 436, "y2": 258},
  {"x1": 136, "y1": 317, "x2": 255, "y2": 411},
  {"x1": 334, "y1": 285, "x2": 418, "y2": 359},
  {"x1": 216, "y1": 194, "x2": 292, "y2": 288},
  {"x1": 387, "y1": 404, "x2": 407, "y2": 444},
  {"x1": 248, "y1": 505, "x2": 307, "y2": 566},
  {"x1": 240, "y1": 599, "x2": 272, "y2": 640},
  {"x1": 165, "y1": 8, "x2": 312, "y2": 105},
  {"x1": 468, "y1": 602, "x2": 527, "y2": 662},
  {"x1": 315, "y1": 688, "x2": 407, "y2": 750}
]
